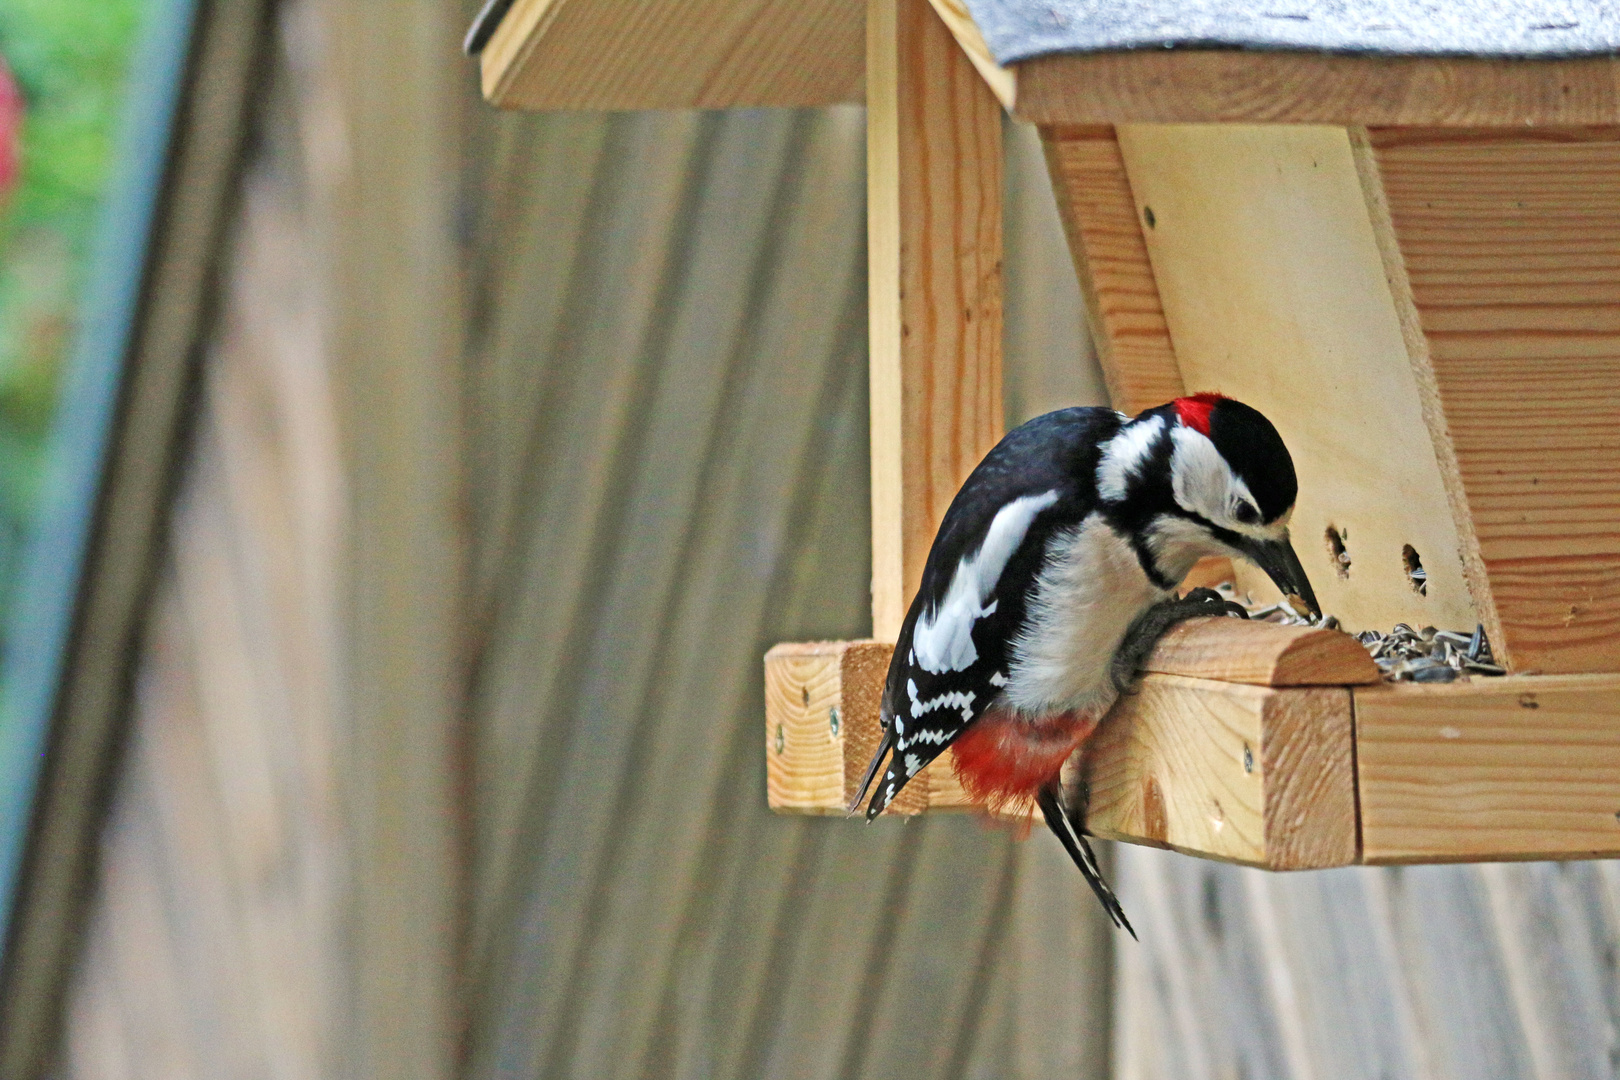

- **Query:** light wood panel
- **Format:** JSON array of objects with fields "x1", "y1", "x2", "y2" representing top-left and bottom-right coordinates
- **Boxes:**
[
  {"x1": 1365, "y1": 128, "x2": 1620, "y2": 674},
  {"x1": 1038, "y1": 124, "x2": 1183, "y2": 416},
  {"x1": 1115, "y1": 124, "x2": 1480, "y2": 635},
  {"x1": 479, "y1": 0, "x2": 863, "y2": 110},
  {"x1": 867, "y1": 0, "x2": 1003, "y2": 641},
  {"x1": 1356, "y1": 675, "x2": 1620, "y2": 863},
  {"x1": 1017, "y1": 52, "x2": 1620, "y2": 126},
  {"x1": 1083, "y1": 676, "x2": 1357, "y2": 870}
]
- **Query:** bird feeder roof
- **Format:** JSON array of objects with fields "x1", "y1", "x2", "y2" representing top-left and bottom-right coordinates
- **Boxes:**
[{"x1": 969, "y1": 0, "x2": 1620, "y2": 65}]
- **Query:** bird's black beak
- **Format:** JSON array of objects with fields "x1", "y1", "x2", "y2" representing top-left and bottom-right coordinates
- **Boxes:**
[{"x1": 1235, "y1": 532, "x2": 1321, "y2": 619}]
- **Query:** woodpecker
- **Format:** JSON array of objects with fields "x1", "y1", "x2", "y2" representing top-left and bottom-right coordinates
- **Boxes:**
[{"x1": 851, "y1": 394, "x2": 1320, "y2": 935}]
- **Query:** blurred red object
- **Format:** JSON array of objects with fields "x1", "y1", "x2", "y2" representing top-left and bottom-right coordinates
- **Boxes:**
[{"x1": 0, "y1": 56, "x2": 19, "y2": 199}]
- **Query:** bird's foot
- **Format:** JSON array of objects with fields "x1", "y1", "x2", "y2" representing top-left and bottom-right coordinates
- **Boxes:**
[{"x1": 1110, "y1": 587, "x2": 1249, "y2": 694}]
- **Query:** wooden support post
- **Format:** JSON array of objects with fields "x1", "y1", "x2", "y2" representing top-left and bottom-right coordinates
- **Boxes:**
[{"x1": 867, "y1": 0, "x2": 1004, "y2": 641}]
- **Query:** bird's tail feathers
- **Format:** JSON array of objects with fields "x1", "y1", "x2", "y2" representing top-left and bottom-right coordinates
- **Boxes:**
[{"x1": 1036, "y1": 785, "x2": 1136, "y2": 939}]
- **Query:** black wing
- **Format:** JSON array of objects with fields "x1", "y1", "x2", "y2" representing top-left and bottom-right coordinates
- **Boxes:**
[{"x1": 854, "y1": 407, "x2": 1121, "y2": 817}]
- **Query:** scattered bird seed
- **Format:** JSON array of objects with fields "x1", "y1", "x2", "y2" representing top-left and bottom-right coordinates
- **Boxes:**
[{"x1": 1212, "y1": 582, "x2": 1502, "y2": 683}]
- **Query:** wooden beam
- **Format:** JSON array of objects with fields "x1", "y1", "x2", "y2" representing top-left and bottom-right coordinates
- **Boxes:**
[
  {"x1": 768, "y1": 637, "x2": 1620, "y2": 868},
  {"x1": 1036, "y1": 123, "x2": 1235, "y2": 591},
  {"x1": 1141, "y1": 618, "x2": 1379, "y2": 687},
  {"x1": 763, "y1": 640, "x2": 941, "y2": 816},
  {"x1": 1112, "y1": 124, "x2": 1482, "y2": 635},
  {"x1": 867, "y1": 0, "x2": 1003, "y2": 641},
  {"x1": 1038, "y1": 124, "x2": 1184, "y2": 417},
  {"x1": 479, "y1": 0, "x2": 863, "y2": 110},
  {"x1": 766, "y1": 618, "x2": 1374, "y2": 842},
  {"x1": 1082, "y1": 676, "x2": 1358, "y2": 870},
  {"x1": 922, "y1": 0, "x2": 1015, "y2": 110},
  {"x1": 1359, "y1": 128, "x2": 1620, "y2": 674},
  {"x1": 1016, "y1": 52, "x2": 1620, "y2": 127},
  {"x1": 1355, "y1": 675, "x2": 1620, "y2": 863}
]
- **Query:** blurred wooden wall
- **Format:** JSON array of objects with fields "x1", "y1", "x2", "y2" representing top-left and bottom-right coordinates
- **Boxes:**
[{"x1": 53, "y1": 2, "x2": 1117, "y2": 1077}]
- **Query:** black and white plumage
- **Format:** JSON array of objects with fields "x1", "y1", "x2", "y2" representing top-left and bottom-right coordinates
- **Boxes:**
[{"x1": 851, "y1": 395, "x2": 1320, "y2": 933}]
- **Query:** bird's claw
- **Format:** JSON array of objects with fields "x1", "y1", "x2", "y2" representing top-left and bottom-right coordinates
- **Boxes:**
[{"x1": 1110, "y1": 588, "x2": 1249, "y2": 694}]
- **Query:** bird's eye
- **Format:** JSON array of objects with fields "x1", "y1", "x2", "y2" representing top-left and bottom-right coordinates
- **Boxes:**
[{"x1": 1234, "y1": 502, "x2": 1261, "y2": 526}]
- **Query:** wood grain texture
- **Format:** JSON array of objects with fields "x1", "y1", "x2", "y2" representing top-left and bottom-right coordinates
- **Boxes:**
[
  {"x1": 1366, "y1": 128, "x2": 1620, "y2": 674},
  {"x1": 764, "y1": 641, "x2": 928, "y2": 815},
  {"x1": 924, "y1": 0, "x2": 1015, "y2": 110},
  {"x1": 1116, "y1": 124, "x2": 1479, "y2": 635},
  {"x1": 1142, "y1": 618, "x2": 1380, "y2": 687},
  {"x1": 1082, "y1": 676, "x2": 1358, "y2": 870},
  {"x1": 480, "y1": 0, "x2": 863, "y2": 110},
  {"x1": 1017, "y1": 52, "x2": 1620, "y2": 126},
  {"x1": 764, "y1": 640, "x2": 1024, "y2": 817},
  {"x1": 1038, "y1": 124, "x2": 1183, "y2": 416},
  {"x1": 868, "y1": 0, "x2": 1004, "y2": 641},
  {"x1": 768, "y1": 624, "x2": 1370, "y2": 834},
  {"x1": 1356, "y1": 675, "x2": 1620, "y2": 864}
]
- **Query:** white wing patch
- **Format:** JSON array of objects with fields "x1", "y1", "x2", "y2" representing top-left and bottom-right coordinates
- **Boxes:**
[
  {"x1": 911, "y1": 489, "x2": 1059, "y2": 674},
  {"x1": 1097, "y1": 414, "x2": 1165, "y2": 503},
  {"x1": 906, "y1": 678, "x2": 976, "y2": 727}
]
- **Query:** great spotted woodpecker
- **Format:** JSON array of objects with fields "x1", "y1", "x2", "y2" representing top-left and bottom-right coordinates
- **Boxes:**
[{"x1": 851, "y1": 394, "x2": 1320, "y2": 934}]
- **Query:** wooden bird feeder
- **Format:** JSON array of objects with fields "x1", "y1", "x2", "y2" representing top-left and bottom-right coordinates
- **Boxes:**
[{"x1": 471, "y1": 0, "x2": 1620, "y2": 869}]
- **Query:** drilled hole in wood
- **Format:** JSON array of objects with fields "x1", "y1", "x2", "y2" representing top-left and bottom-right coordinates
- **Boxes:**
[
  {"x1": 1402, "y1": 544, "x2": 1427, "y2": 596},
  {"x1": 1324, "y1": 525, "x2": 1351, "y2": 579}
]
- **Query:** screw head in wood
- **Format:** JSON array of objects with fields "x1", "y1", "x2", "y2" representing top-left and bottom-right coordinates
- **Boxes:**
[
  {"x1": 1243, "y1": 743, "x2": 1254, "y2": 774},
  {"x1": 829, "y1": 706, "x2": 840, "y2": 738},
  {"x1": 775, "y1": 724, "x2": 785, "y2": 755}
]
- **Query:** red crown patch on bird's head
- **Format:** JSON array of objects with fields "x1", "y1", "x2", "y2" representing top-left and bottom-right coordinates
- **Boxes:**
[{"x1": 1173, "y1": 392, "x2": 1228, "y2": 436}]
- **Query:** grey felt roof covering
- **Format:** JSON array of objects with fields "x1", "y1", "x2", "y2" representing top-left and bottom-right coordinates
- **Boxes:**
[{"x1": 966, "y1": 0, "x2": 1620, "y2": 64}]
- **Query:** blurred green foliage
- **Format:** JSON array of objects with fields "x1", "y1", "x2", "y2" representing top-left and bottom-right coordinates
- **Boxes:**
[{"x1": 0, "y1": 0, "x2": 144, "y2": 625}]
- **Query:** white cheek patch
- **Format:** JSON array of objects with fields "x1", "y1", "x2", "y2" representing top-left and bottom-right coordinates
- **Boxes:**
[
  {"x1": 1097, "y1": 414, "x2": 1165, "y2": 503},
  {"x1": 912, "y1": 489, "x2": 1059, "y2": 674},
  {"x1": 1168, "y1": 426, "x2": 1257, "y2": 526}
]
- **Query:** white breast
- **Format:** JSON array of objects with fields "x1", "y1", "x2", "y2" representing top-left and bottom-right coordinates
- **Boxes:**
[{"x1": 1004, "y1": 512, "x2": 1170, "y2": 718}]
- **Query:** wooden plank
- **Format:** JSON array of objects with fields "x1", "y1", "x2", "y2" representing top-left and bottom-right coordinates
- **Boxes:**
[
  {"x1": 1038, "y1": 124, "x2": 1183, "y2": 417},
  {"x1": 923, "y1": 0, "x2": 1015, "y2": 110},
  {"x1": 1082, "y1": 676, "x2": 1358, "y2": 870},
  {"x1": 1114, "y1": 124, "x2": 1481, "y2": 636},
  {"x1": 1363, "y1": 128, "x2": 1620, "y2": 674},
  {"x1": 768, "y1": 618, "x2": 1372, "y2": 831},
  {"x1": 1356, "y1": 675, "x2": 1620, "y2": 864},
  {"x1": 1037, "y1": 124, "x2": 1236, "y2": 591},
  {"x1": 867, "y1": 0, "x2": 1003, "y2": 641},
  {"x1": 479, "y1": 0, "x2": 863, "y2": 110},
  {"x1": 1141, "y1": 617, "x2": 1379, "y2": 687},
  {"x1": 1017, "y1": 52, "x2": 1620, "y2": 126}
]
